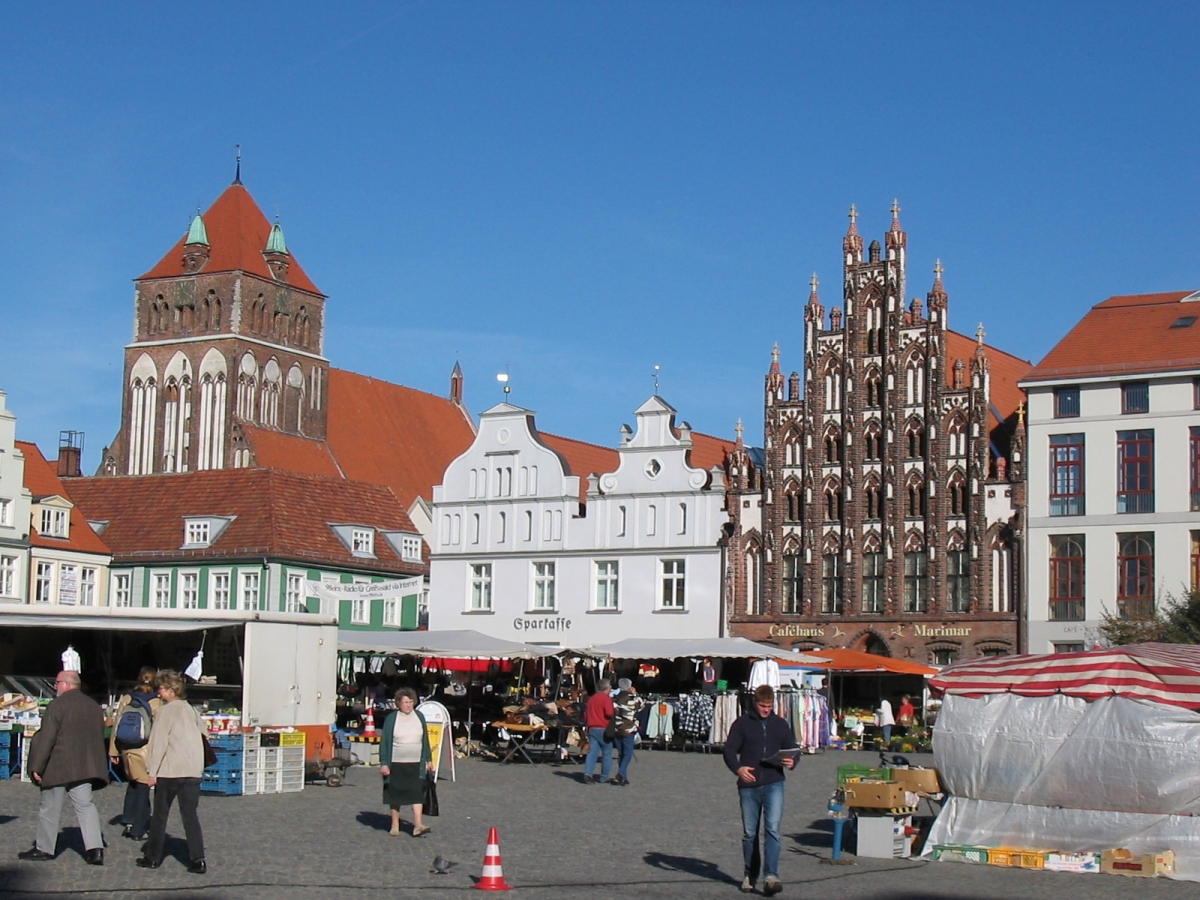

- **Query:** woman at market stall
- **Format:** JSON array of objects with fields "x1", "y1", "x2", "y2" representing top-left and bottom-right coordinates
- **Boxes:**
[
  {"x1": 137, "y1": 669, "x2": 208, "y2": 874},
  {"x1": 380, "y1": 687, "x2": 433, "y2": 837},
  {"x1": 108, "y1": 666, "x2": 161, "y2": 841}
]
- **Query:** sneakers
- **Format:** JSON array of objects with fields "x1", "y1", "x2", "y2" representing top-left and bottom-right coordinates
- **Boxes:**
[
  {"x1": 740, "y1": 876, "x2": 755, "y2": 893},
  {"x1": 763, "y1": 875, "x2": 783, "y2": 895}
]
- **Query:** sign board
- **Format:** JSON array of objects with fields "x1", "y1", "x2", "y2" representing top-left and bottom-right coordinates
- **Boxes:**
[{"x1": 417, "y1": 699, "x2": 455, "y2": 783}]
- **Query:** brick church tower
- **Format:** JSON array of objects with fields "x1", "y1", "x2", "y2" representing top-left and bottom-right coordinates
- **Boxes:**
[
  {"x1": 101, "y1": 172, "x2": 329, "y2": 476},
  {"x1": 726, "y1": 204, "x2": 1031, "y2": 663}
]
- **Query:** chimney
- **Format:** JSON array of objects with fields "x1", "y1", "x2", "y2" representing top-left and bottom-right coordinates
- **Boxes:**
[{"x1": 58, "y1": 431, "x2": 83, "y2": 478}]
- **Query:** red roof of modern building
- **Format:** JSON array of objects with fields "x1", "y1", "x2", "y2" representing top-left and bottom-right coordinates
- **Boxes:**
[
  {"x1": 68, "y1": 468, "x2": 424, "y2": 575},
  {"x1": 945, "y1": 329, "x2": 1033, "y2": 429},
  {"x1": 17, "y1": 441, "x2": 111, "y2": 555},
  {"x1": 1023, "y1": 291, "x2": 1200, "y2": 382},
  {"x1": 138, "y1": 183, "x2": 323, "y2": 296}
]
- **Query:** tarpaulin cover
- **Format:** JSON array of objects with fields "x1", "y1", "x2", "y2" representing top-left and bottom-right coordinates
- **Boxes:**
[
  {"x1": 790, "y1": 648, "x2": 936, "y2": 675},
  {"x1": 583, "y1": 637, "x2": 827, "y2": 663},
  {"x1": 929, "y1": 642, "x2": 1200, "y2": 710},
  {"x1": 338, "y1": 629, "x2": 552, "y2": 659},
  {"x1": 924, "y1": 693, "x2": 1200, "y2": 880}
]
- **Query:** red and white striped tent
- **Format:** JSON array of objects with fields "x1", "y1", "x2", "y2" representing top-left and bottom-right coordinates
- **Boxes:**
[{"x1": 929, "y1": 643, "x2": 1200, "y2": 711}]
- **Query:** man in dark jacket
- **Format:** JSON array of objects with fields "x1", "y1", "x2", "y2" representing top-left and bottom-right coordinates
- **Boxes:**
[
  {"x1": 723, "y1": 684, "x2": 797, "y2": 896},
  {"x1": 19, "y1": 671, "x2": 108, "y2": 865}
]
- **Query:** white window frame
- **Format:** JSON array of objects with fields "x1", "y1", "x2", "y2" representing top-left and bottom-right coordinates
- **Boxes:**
[
  {"x1": 111, "y1": 572, "x2": 131, "y2": 608},
  {"x1": 351, "y1": 528, "x2": 374, "y2": 555},
  {"x1": 660, "y1": 559, "x2": 686, "y2": 609},
  {"x1": 40, "y1": 508, "x2": 52, "y2": 536},
  {"x1": 79, "y1": 567, "x2": 96, "y2": 606},
  {"x1": 0, "y1": 555, "x2": 19, "y2": 598},
  {"x1": 35, "y1": 561, "x2": 54, "y2": 603},
  {"x1": 0, "y1": 498, "x2": 10, "y2": 526},
  {"x1": 210, "y1": 570, "x2": 231, "y2": 610},
  {"x1": 531, "y1": 561, "x2": 556, "y2": 611},
  {"x1": 594, "y1": 560, "x2": 619, "y2": 610},
  {"x1": 180, "y1": 570, "x2": 200, "y2": 609},
  {"x1": 239, "y1": 569, "x2": 261, "y2": 610},
  {"x1": 186, "y1": 520, "x2": 210, "y2": 546},
  {"x1": 400, "y1": 535, "x2": 422, "y2": 562},
  {"x1": 383, "y1": 597, "x2": 400, "y2": 626},
  {"x1": 350, "y1": 596, "x2": 369, "y2": 624},
  {"x1": 470, "y1": 563, "x2": 493, "y2": 611},
  {"x1": 58, "y1": 564, "x2": 78, "y2": 605},
  {"x1": 286, "y1": 572, "x2": 304, "y2": 613},
  {"x1": 152, "y1": 571, "x2": 172, "y2": 609}
]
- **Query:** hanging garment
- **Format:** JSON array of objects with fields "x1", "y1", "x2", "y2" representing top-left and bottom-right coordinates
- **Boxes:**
[
  {"x1": 646, "y1": 701, "x2": 675, "y2": 742},
  {"x1": 677, "y1": 693, "x2": 715, "y2": 740},
  {"x1": 747, "y1": 659, "x2": 780, "y2": 690}
]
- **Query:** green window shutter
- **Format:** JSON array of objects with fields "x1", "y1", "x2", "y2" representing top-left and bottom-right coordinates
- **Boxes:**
[{"x1": 401, "y1": 594, "x2": 418, "y2": 630}]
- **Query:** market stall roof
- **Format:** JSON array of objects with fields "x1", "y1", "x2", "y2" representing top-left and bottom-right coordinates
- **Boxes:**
[
  {"x1": 583, "y1": 637, "x2": 828, "y2": 663},
  {"x1": 337, "y1": 629, "x2": 554, "y2": 659},
  {"x1": 785, "y1": 648, "x2": 936, "y2": 675},
  {"x1": 929, "y1": 643, "x2": 1200, "y2": 710},
  {"x1": 0, "y1": 607, "x2": 332, "y2": 632}
]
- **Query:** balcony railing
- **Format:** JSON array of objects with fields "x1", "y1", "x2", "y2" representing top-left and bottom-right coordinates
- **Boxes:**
[
  {"x1": 1049, "y1": 496, "x2": 1084, "y2": 516},
  {"x1": 1118, "y1": 598, "x2": 1155, "y2": 620},
  {"x1": 1049, "y1": 599, "x2": 1085, "y2": 621},
  {"x1": 1117, "y1": 492, "x2": 1154, "y2": 514}
]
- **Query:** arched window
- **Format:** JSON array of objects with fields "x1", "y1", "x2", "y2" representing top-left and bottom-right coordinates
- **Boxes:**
[
  {"x1": 905, "y1": 420, "x2": 926, "y2": 459},
  {"x1": 866, "y1": 374, "x2": 881, "y2": 407},
  {"x1": 865, "y1": 479, "x2": 882, "y2": 520},
  {"x1": 824, "y1": 481, "x2": 843, "y2": 521},
  {"x1": 824, "y1": 430, "x2": 843, "y2": 464},
  {"x1": 197, "y1": 349, "x2": 228, "y2": 470},
  {"x1": 784, "y1": 428, "x2": 802, "y2": 467},
  {"x1": 947, "y1": 416, "x2": 967, "y2": 457},
  {"x1": 949, "y1": 472, "x2": 968, "y2": 516},
  {"x1": 783, "y1": 481, "x2": 801, "y2": 522},
  {"x1": 781, "y1": 548, "x2": 801, "y2": 614},
  {"x1": 128, "y1": 354, "x2": 159, "y2": 475},
  {"x1": 906, "y1": 475, "x2": 926, "y2": 518},
  {"x1": 905, "y1": 356, "x2": 925, "y2": 405},
  {"x1": 161, "y1": 353, "x2": 193, "y2": 473},
  {"x1": 864, "y1": 424, "x2": 882, "y2": 461},
  {"x1": 260, "y1": 359, "x2": 282, "y2": 428},
  {"x1": 745, "y1": 545, "x2": 763, "y2": 615}
]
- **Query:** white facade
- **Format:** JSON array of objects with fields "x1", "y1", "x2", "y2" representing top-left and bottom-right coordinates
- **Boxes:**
[
  {"x1": 1024, "y1": 372, "x2": 1200, "y2": 652},
  {"x1": 0, "y1": 390, "x2": 32, "y2": 603},
  {"x1": 428, "y1": 396, "x2": 728, "y2": 646}
]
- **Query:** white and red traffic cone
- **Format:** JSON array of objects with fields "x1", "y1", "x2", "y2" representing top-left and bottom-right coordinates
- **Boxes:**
[
  {"x1": 475, "y1": 826, "x2": 513, "y2": 891},
  {"x1": 363, "y1": 706, "x2": 376, "y2": 737}
]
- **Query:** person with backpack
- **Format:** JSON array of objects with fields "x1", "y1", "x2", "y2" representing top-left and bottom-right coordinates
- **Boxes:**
[{"x1": 108, "y1": 667, "x2": 161, "y2": 841}]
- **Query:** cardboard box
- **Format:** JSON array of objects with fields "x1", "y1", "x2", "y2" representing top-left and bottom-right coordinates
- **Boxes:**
[
  {"x1": 890, "y1": 767, "x2": 941, "y2": 794},
  {"x1": 843, "y1": 780, "x2": 911, "y2": 809},
  {"x1": 1100, "y1": 849, "x2": 1175, "y2": 877},
  {"x1": 1043, "y1": 852, "x2": 1101, "y2": 874}
]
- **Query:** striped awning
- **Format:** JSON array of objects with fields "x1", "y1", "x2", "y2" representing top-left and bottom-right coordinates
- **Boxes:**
[{"x1": 928, "y1": 643, "x2": 1200, "y2": 710}]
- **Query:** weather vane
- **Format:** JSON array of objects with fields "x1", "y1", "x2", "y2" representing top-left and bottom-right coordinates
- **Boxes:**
[
  {"x1": 496, "y1": 369, "x2": 510, "y2": 399},
  {"x1": 652, "y1": 365, "x2": 660, "y2": 395}
]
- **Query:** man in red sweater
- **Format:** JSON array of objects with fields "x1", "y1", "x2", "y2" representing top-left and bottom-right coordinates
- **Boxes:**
[{"x1": 582, "y1": 679, "x2": 614, "y2": 784}]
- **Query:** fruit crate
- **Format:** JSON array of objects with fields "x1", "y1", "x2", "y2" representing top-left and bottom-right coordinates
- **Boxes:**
[
  {"x1": 986, "y1": 848, "x2": 1022, "y2": 867},
  {"x1": 200, "y1": 772, "x2": 243, "y2": 796},
  {"x1": 207, "y1": 734, "x2": 244, "y2": 751},
  {"x1": 279, "y1": 732, "x2": 305, "y2": 747},
  {"x1": 931, "y1": 845, "x2": 989, "y2": 864},
  {"x1": 837, "y1": 764, "x2": 890, "y2": 787}
]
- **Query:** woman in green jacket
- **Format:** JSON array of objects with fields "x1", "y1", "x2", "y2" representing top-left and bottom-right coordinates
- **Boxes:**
[{"x1": 379, "y1": 687, "x2": 433, "y2": 836}]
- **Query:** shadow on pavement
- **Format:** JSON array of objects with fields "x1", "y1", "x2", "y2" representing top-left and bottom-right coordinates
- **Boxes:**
[
  {"x1": 0, "y1": 816, "x2": 17, "y2": 826},
  {"x1": 356, "y1": 810, "x2": 392, "y2": 831},
  {"x1": 643, "y1": 851, "x2": 739, "y2": 884},
  {"x1": 551, "y1": 770, "x2": 590, "y2": 784}
]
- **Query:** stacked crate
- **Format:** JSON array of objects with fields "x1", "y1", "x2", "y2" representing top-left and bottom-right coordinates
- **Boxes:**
[
  {"x1": 0, "y1": 729, "x2": 12, "y2": 779},
  {"x1": 243, "y1": 732, "x2": 305, "y2": 794},
  {"x1": 201, "y1": 733, "x2": 244, "y2": 795}
]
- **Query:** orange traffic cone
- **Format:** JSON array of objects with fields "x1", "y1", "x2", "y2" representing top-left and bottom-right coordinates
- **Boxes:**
[
  {"x1": 363, "y1": 706, "x2": 376, "y2": 737},
  {"x1": 474, "y1": 826, "x2": 513, "y2": 891}
]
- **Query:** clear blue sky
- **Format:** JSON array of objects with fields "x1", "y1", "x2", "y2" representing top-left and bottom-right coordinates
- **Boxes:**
[{"x1": 2, "y1": 3, "x2": 1198, "y2": 470}]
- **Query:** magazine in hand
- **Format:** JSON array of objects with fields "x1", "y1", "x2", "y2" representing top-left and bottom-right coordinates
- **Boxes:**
[{"x1": 762, "y1": 747, "x2": 802, "y2": 766}]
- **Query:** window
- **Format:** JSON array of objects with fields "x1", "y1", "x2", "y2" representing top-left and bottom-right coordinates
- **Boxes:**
[
  {"x1": 1117, "y1": 532, "x2": 1154, "y2": 619},
  {"x1": 903, "y1": 552, "x2": 928, "y2": 613},
  {"x1": 1117, "y1": 430, "x2": 1154, "y2": 513},
  {"x1": 866, "y1": 377, "x2": 881, "y2": 407},
  {"x1": 825, "y1": 433, "x2": 842, "y2": 464},
  {"x1": 906, "y1": 479, "x2": 926, "y2": 518},
  {"x1": 947, "y1": 550, "x2": 970, "y2": 613},
  {"x1": 906, "y1": 428, "x2": 926, "y2": 459},
  {"x1": 239, "y1": 570, "x2": 261, "y2": 610},
  {"x1": 1192, "y1": 532, "x2": 1200, "y2": 594},
  {"x1": 861, "y1": 552, "x2": 884, "y2": 614},
  {"x1": 33, "y1": 561, "x2": 53, "y2": 603},
  {"x1": 1195, "y1": 378, "x2": 1200, "y2": 410},
  {"x1": 0, "y1": 498, "x2": 10, "y2": 526},
  {"x1": 931, "y1": 648, "x2": 958, "y2": 666},
  {"x1": 80, "y1": 567, "x2": 96, "y2": 606},
  {"x1": 785, "y1": 485, "x2": 801, "y2": 522},
  {"x1": 661, "y1": 559, "x2": 686, "y2": 609},
  {"x1": 1121, "y1": 381, "x2": 1149, "y2": 414},
  {"x1": 824, "y1": 486, "x2": 841, "y2": 521},
  {"x1": 112, "y1": 572, "x2": 131, "y2": 608},
  {"x1": 186, "y1": 520, "x2": 210, "y2": 545},
  {"x1": 595, "y1": 561, "x2": 619, "y2": 609},
  {"x1": 153, "y1": 572, "x2": 171, "y2": 608},
  {"x1": 181, "y1": 572, "x2": 199, "y2": 609},
  {"x1": 351, "y1": 597, "x2": 369, "y2": 624},
  {"x1": 1049, "y1": 434, "x2": 1085, "y2": 516},
  {"x1": 1054, "y1": 387, "x2": 1080, "y2": 418},
  {"x1": 1053, "y1": 642, "x2": 1085, "y2": 654},
  {"x1": 351, "y1": 528, "x2": 375, "y2": 555},
  {"x1": 532, "y1": 562, "x2": 556, "y2": 610},
  {"x1": 782, "y1": 554, "x2": 801, "y2": 614},
  {"x1": 40, "y1": 507, "x2": 68, "y2": 538},
  {"x1": 0, "y1": 555, "x2": 17, "y2": 598},
  {"x1": 57, "y1": 565, "x2": 77, "y2": 605},
  {"x1": 470, "y1": 564, "x2": 493, "y2": 610},
  {"x1": 949, "y1": 478, "x2": 967, "y2": 517},
  {"x1": 1049, "y1": 535, "x2": 1085, "y2": 621},
  {"x1": 400, "y1": 535, "x2": 422, "y2": 561},
  {"x1": 383, "y1": 597, "x2": 401, "y2": 626},
  {"x1": 865, "y1": 482, "x2": 882, "y2": 520},
  {"x1": 210, "y1": 572, "x2": 231, "y2": 609},
  {"x1": 864, "y1": 430, "x2": 881, "y2": 461},
  {"x1": 1191, "y1": 428, "x2": 1200, "y2": 511},
  {"x1": 820, "y1": 553, "x2": 843, "y2": 614},
  {"x1": 286, "y1": 573, "x2": 304, "y2": 613}
]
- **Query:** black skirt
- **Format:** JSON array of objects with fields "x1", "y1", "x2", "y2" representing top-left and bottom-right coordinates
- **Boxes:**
[{"x1": 382, "y1": 763, "x2": 425, "y2": 808}]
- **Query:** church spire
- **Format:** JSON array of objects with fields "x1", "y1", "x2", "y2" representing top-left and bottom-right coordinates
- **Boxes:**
[
  {"x1": 185, "y1": 211, "x2": 208, "y2": 247},
  {"x1": 233, "y1": 144, "x2": 242, "y2": 185},
  {"x1": 885, "y1": 197, "x2": 907, "y2": 253},
  {"x1": 807, "y1": 272, "x2": 820, "y2": 307},
  {"x1": 265, "y1": 219, "x2": 288, "y2": 255},
  {"x1": 927, "y1": 258, "x2": 947, "y2": 317},
  {"x1": 843, "y1": 204, "x2": 863, "y2": 263}
]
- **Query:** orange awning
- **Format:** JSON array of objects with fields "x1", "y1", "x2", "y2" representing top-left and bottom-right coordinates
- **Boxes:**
[{"x1": 780, "y1": 648, "x2": 936, "y2": 676}]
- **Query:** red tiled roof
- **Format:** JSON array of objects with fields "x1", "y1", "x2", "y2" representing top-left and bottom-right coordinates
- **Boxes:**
[
  {"x1": 945, "y1": 330, "x2": 1033, "y2": 428},
  {"x1": 138, "y1": 184, "x2": 322, "y2": 296},
  {"x1": 540, "y1": 433, "x2": 620, "y2": 500},
  {"x1": 1024, "y1": 291, "x2": 1200, "y2": 381},
  {"x1": 16, "y1": 441, "x2": 111, "y2": 555},
  {"x1": 68, "y1": 469, "x2": 423, "y2": 574},
  {"x1": 690, "y1": 432, "x2": 736, "y2": 472},
  {"x1": 325, "y1": 369, "x2": 477, "y2": 511},
  {"x1": 240, "y1": 425, "x2": 343, "y2": 479}
]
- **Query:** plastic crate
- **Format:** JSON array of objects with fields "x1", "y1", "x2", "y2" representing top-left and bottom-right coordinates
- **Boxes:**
[
  {"x1": 207, "y1": 734, "x2": 244, "y2": 751},
  {"x1": 200, "y1": 777, "x2": 243, "y2": 796},
  {"x1": 279, "y1": 732, "x2": 305, "y2": 747},
  {"x1": 280, "y1": 747, "x2": 305, "y2": 766},
  {"x1": 0, "y1": 732, "x2": 12, "y2": 749},
  {"x1": 987, "y1": 848, "x2": 1021, "y2": 867},
  {"x1": 931, "y1": 845, "x2": 989, "y2": 864},
  {"x1": 1017, "y1": 851, "x2": 1047, "y2": 869},
  {"x1": 837, "y1": 764, "x2": 890, "y2": 787}
]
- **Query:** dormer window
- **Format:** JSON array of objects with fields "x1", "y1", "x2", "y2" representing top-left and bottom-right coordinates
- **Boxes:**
[
  {"x1": 401, "y1": 535, "x2": 422, "y2": 561},
  {"x1": 40, "y1": 507, "x2": 68, "y2": 539},
  {"x1": 187, "y1": 521, "x2": 210, "y2": 546},
  {"x1": 352, "y1": 528, "x2": 375, "y2": 555},
  {"x1": 181, "y1": 515, "x2": 234, "y2": 549}
]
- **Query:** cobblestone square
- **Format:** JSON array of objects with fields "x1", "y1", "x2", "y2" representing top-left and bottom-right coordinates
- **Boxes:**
[{"x1": 0, "y1": 749, "x2": 1193, "y2": 899}]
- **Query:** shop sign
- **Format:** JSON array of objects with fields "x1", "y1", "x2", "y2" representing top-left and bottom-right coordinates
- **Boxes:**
[
  {"x1": 914, "y1": 624, "x2": 972, "y2": 637},
  {"x1": 305, "y1": 576, "x2": 422, "y2": 603},
  {"x1": 514, "y1": 617, "x2": 572, "y2": 632},
  {"x1": 768, "y1": 624, "x2": 826, "y2": 638}
]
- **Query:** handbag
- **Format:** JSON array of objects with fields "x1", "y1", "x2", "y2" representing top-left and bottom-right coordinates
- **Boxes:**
[
  {"x1": 201, "y1": 733, "x2": 217, "y2": 769},
  {"x1": 423, "y1": 771, "x2": 440, "y2": 817},
  {"x1": 603, "y1": 715, "x2": 617, "y2": 742}
]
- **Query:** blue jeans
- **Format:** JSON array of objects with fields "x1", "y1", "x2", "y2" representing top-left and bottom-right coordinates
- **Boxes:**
[
  {"x1": 584, "y1": 727, "x2": 612, "y2": 781},
  {"x1": 882, "y1": 725, "x2": 893, "y2": 746},
  {"x1": 739, "y1": 780, "x2": 784, "y2": 880},
  {"x1": 615, "y1": 734, "x2": 635, "y2": 780}
]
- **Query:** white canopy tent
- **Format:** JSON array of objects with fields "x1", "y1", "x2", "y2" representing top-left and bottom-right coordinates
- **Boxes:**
[
  {"x1": 582, "y1": 637, "x2": 828, "y2": 664},
  {"x1": 338, "y1": 629, "x2": 555, "y2": 659}
]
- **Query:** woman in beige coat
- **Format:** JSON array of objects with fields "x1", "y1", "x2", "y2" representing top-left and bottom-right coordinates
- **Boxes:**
[
  {"x1": 109, "y1": 667, "x2": 161, "y2": 840},
  {"x1": 136, "y1": 670, "x2": 208, "y2": 874}
]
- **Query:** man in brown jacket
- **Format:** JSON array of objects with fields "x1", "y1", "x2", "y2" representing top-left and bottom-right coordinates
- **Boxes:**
[{"x1": 19, "y1": 671, "x2": 108, "y2": 865}]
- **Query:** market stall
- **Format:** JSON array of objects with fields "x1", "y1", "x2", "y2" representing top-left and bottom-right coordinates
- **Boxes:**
[{"x1": 924, "y1": 643, "x2": 1200, "y2": 881}]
